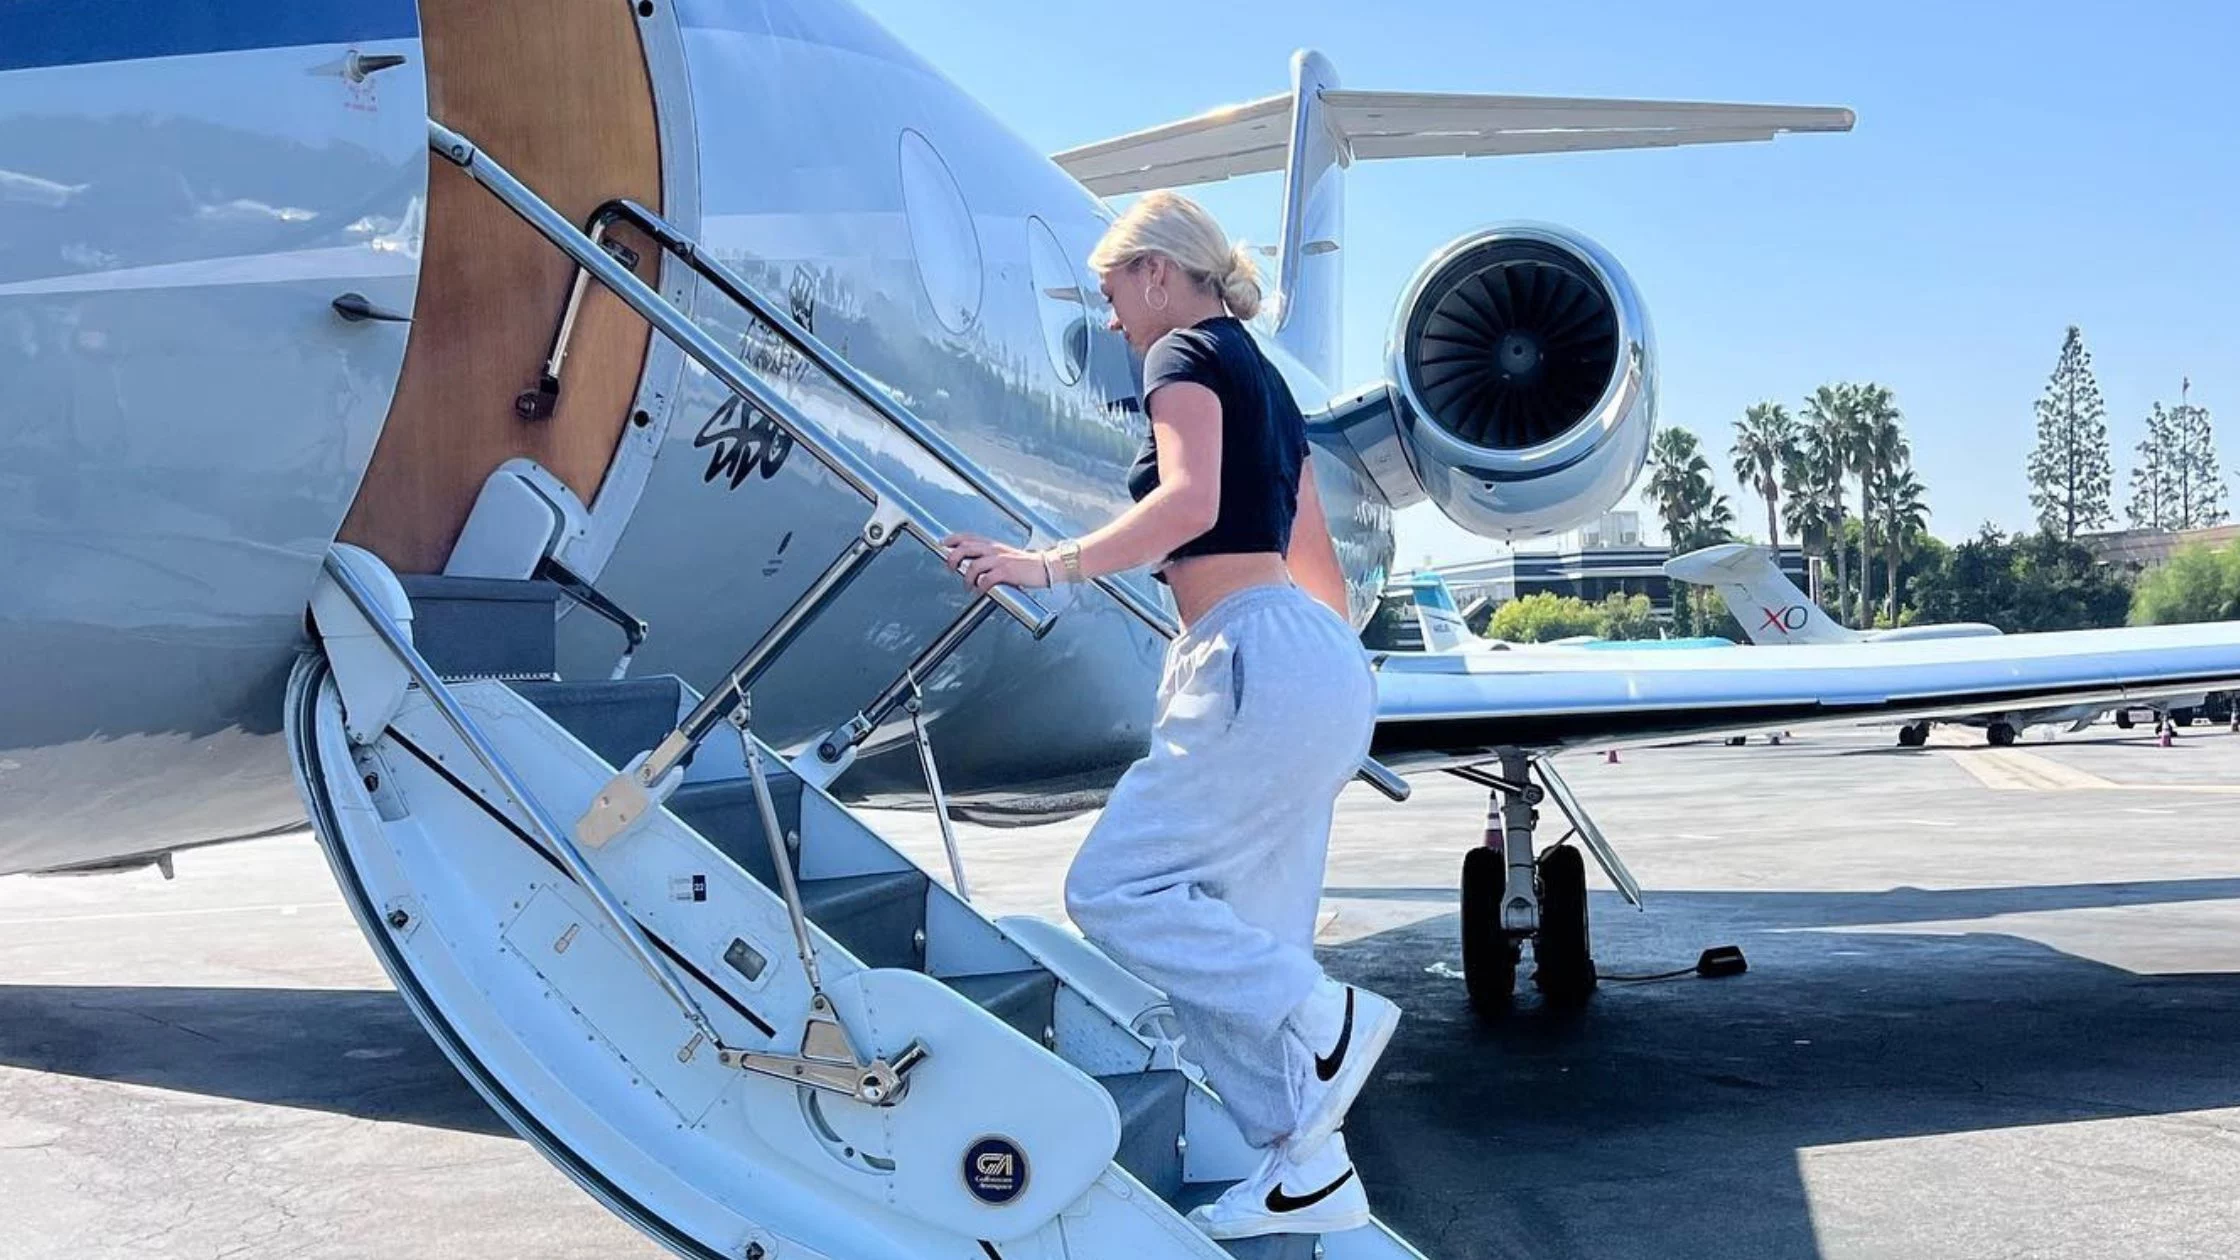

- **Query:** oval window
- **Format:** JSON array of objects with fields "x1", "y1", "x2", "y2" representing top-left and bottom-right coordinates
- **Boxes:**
[
  {"x1": 1027, "y1": 217, "x2": 1088, "y2": 385},
  {"x1": 898, "y1": 129, "x2": 982, "y2": 334}
]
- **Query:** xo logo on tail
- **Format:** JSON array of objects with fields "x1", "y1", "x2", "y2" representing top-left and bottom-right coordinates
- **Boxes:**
[{"x1": 1759, "y1": 605, "x2": 1811, "y2": 635}]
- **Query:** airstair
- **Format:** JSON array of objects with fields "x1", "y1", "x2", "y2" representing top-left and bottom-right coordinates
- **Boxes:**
[{"x1": 286, "y1": 120, "x2": 1427, "y2": 1259}]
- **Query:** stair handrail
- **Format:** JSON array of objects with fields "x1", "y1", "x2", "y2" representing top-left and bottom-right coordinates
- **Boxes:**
[
  {"x1": 566, "y1": 199, "x2": 1409, "y2": 802},
  {"x1": 429, "y1": 119, "x2": 1407, "y2": 803},
  {"x1": 428, "y1": 120, "x2": 1057, "y2": 644}
]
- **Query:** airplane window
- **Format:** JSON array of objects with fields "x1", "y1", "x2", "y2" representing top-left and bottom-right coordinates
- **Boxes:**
[
  {"x1": 1027, "y1": 216, "x2": 1087, "y2": 385},
  {"x1": 898, "y1": 129, "x2": 982, "y2": 334}
]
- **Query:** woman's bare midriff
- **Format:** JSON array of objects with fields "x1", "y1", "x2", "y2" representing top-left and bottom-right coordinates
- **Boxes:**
[{"x1": 1163, "y1": 552, "x2": 1294, "y2": 628}]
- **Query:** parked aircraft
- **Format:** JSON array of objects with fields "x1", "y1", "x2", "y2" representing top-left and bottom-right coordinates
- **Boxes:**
[
  {"x1": 8, "y1": 3, "x2": 2240, "y2": 1253},
  {"x1": 1664, "y1": 543, "x2": 2210, "y2": 745}
]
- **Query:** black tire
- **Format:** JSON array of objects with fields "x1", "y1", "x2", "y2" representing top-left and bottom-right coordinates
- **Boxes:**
[
  {"x1": 1898, "y1": 724, "x2": 1928, "y2": 748},
  {"x1": 1725, "y1": 736, "x2": 1747, "y2": 747},
  {"x1": 1988, "y1": 722, "x2": 2018, "y2": 747},
  {"x1": 1532, "y1": 845, "x2": 1597, "y2": 1005},
  {"x1": 1461, "y1": 846, "x2": 1519, "y2": 1014},
  {"x1": 2116, "y1": 711, "x2": 2135, "y2": 730}
]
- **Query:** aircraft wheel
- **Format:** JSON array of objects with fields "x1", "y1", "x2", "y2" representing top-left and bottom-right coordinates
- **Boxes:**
[
  {"x1": 1988, "y1": 722, "x2": 2018, "y2": 747},
  {"x1": 1898, "y1": 723, "x2": 1928, "y2": 748},
  {"x1": 1461, "y1": 846, "x2": 1518, "y2": 1013},
  {"x1": 1725, "y1": 736, "x2": 1747, "y2": 747},
  {"x1": 1532, "y1": 846, "x2": 1597, "y2": 1006}
]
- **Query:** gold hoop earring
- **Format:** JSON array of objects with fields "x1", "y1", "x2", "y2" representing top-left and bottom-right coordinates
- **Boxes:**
[{"x1": 1144, "y1": 285, "x2": 1169, "y2": 313}]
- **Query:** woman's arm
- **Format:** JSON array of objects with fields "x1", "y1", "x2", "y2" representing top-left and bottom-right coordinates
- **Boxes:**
[
  {"x1": 1286, "y1": 456, "x2": 1352, "y2": 621},
  {"x1": 1066, "y1": 382, "x2": 1222, "y2": 578},
  {"x1": 940, "y1": 382, "x2": 1222, "y2": 593}
]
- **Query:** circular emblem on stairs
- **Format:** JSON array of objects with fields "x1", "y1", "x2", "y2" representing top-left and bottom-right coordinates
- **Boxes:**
[{"x1": 963, "y1": 1136, "x2": 1027, "y2": 1205}]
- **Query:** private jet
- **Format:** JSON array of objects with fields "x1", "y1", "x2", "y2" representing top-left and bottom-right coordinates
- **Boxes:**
[{"x1": 9, "y1": 3, "x2": 2240, "y2": 1255}]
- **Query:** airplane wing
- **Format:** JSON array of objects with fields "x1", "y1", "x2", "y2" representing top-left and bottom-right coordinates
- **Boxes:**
[
  {"x1": 1369, "y1": 622, "x2": 2240, "y2": 770},
  {"x1": 1053, "y1": 89, "x2": 1855, "y2": 196}
]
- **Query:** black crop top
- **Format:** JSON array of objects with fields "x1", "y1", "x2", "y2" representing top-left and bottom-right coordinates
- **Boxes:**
[{"x1": 1126, "y1": 316, "x2": 1307, "y2": 572}]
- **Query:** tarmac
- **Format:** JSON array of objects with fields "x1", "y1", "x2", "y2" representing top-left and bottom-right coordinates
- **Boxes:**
[{"x1": 5, "y1": 720, "x2": 2239, "y2": 1259}]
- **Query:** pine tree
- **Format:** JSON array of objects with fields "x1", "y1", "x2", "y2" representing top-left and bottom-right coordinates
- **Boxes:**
[
  {"x1": 2026, "y1": 326, "x2": 2114, "y2": 540},
  {"x1": 2174, "y1": 387, "x2": 2226, "y2": 527},
  {"x1": 2128, "y1": 403, "x2": 2176, "y2": 529}
]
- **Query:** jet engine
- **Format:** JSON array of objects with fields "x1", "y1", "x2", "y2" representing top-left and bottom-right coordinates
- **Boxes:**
[{"x1": 1328, "y1": 223, "x2": 1655, "y2": 540}]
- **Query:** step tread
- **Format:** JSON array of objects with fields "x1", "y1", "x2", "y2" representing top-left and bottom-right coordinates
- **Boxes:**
[
  {"x1": 401, "y1": 575, "x2": 561, "y2": 681},
  {"x1": 944, "y1": 968, "x2": 1056, "y2": 1045},
  {"x1": 1093, "y1": 1070, "x2": 1188, "y2": 1203},
  {"x1": 509, "y1": 677, "x2": 685, "y2": 771},
  {"x1": 668, "y1": 777, "x2": 803, "y2": 890},
  {"x1": 798, "y1": 870, "x2": 928, "y2": 970}
]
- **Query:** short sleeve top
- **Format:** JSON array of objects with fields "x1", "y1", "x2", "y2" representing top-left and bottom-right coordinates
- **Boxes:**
[{"x1": 1126, "y1": 315, "x2": 1307, "y2": 570}]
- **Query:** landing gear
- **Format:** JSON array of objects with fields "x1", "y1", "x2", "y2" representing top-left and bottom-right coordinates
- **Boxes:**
[
  {"x1": 1531, "y1": 845, "x2": 1597, "y2": 1005},
  {"x1": 1897, "y1": 722, "x2": 1929, "y2": 748},
  {"x1": 1460, "y1": 846, "x2": 1519, "y2": 1011},
  {"x1": 1454, "y1": 751, "x2": 1627, "y2": 1015},
  {"x1": 1987, "y1": 721, "x2": 2018, "y2": 747},
  {"x1": 1725, "y1": 735, "x2": 1747, "y2": 747}
]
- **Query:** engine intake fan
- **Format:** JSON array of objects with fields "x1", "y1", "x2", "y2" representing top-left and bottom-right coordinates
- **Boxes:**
[
  {"x1": 1326, "y1": 223, "x2": 1654, "y2": 541},
  {"x1": 1402, "y1": 239, "x2": 1618, "y2": 452}
]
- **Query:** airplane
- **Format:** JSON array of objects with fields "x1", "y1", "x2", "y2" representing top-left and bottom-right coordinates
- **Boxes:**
[
  {"x1": 1664, "y1": 543, "x2": 2214, "y2": 746},
  {"x1": 8, "y1": 2, "x2": 2240, "y2": 1255}
]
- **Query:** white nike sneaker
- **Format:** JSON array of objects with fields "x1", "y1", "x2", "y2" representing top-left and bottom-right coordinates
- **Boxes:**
[
  {"x1": 1286, "y1": 976, "x2": 1401, "y2": 1152},
  {"x1": 1186, "y1": 1132, "x2": 1371, "y2": 1240}
]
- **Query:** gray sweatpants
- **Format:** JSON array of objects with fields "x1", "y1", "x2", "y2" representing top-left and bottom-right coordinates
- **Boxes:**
[{"x1": 1065, "y1": 582, "x2": 1377, "y2": 1148}]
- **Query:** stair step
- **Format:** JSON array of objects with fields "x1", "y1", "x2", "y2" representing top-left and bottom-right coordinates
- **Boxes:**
[
  {"x1": 400, "y1": 575, "x2": 560, "y2": 681},
  {"x1": 1094, "y1": 1071, "x2": 1188, "y2": 1202},
  {"x1": 509, "y1": 678, "x2": 685, "y2": 772},
  {"x1": 667, "y1": 778, "x2": 803, "y2": 890},
  {"x1": 945, "y1": 968, "x2": 1057, "y2": 1047},
  {"x1": 799, "y1": 871, "x2": 928, "y2": 970},
  {"x1": 1169, "y1": 1184, "x2": 1322, "y2": 1258}
]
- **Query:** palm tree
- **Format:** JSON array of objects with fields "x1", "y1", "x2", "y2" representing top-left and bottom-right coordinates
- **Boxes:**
[
  {"x1": 1799, "y1": 385, "x2": 1854, "y2": 620},
  {"x1": 1849, "y1": 384, "x2": 1908, "y2": 628},
  {"x1": 1692, "y1": 492, "x2": 1737, "y2": 550},
  {"x1": 1646, "y1": 426, "x2": 1717, "y2": 555},
  {"x1": 1879, "y1": 461, "x2": 1930, "y2": 623},
  {"x1": 1730, "y1": 402, "x2": 1798, "y2": 550}
]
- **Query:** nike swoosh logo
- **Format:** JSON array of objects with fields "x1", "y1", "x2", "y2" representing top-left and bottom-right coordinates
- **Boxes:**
[
  {"x1": 1265, "y1": 1167, "x2": 1356, "y2": 1214},
  {"x1": 1314, "y1": 987, "x2": 1353, "y2": 1082}
]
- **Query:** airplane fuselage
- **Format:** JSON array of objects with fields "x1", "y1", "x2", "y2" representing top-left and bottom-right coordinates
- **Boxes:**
[{"x1": 0, "y1": 0, "x2": 1393, "y2": 876}]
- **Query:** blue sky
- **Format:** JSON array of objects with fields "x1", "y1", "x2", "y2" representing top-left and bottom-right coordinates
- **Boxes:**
[{"x1": 855, "y1": 0, "x2": 2240, "y2": 568}]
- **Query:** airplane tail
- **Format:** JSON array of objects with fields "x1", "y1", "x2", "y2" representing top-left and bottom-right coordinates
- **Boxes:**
[
  {"x1": 1052, "y1": 63, "x2": 1851, "y2": 385},
  {"x1": 1664, "y1": 544, "x2": 1857, "y2": 645}
]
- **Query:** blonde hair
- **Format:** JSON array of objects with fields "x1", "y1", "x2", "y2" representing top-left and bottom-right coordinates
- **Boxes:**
[{"x1": 1087, "y1": 190, "x2": 1263, "y2": 321}]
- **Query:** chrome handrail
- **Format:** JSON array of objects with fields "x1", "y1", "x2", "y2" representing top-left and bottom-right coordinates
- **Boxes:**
[
  {"x1": 430, "y1": 119, "x2": 1407, "y2": 803},
  {"x1": 428, "y1": 120, "x2": 1058, "y2": 643},
  {"x1": 560, "y1": 198, "x2": 1409, "y2": 802}
]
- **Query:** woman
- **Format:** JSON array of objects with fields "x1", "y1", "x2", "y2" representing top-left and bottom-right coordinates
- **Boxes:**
[{"x1": 941, "y1": 191, "x2": 1400, "y2": 1240}]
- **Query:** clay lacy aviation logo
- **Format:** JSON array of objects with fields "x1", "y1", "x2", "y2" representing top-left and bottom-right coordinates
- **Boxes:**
[
  {"x1": 963, "y1": 1136, "x2": 1027, "y2": 1206},
  {"x1": 1759, "y1": 605, "x2": 1812, "y2": 636}
]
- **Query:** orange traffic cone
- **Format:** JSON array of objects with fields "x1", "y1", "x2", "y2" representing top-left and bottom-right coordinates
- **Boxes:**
[{"x1": 2160, "y1": 724, "x2": 2174, "y2": 748}]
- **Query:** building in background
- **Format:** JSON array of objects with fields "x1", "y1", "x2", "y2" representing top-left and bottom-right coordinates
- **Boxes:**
[{"x1": 2079, "y1": 523, "x2": 2240, "y2": 572}]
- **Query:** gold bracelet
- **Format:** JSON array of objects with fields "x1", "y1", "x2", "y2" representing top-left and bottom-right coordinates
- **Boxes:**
[{"x1": 1059, "y1": 540, "x2": 1084, "y2": 585}]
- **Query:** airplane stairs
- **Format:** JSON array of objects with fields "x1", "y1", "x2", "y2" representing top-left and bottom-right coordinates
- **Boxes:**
[{"x1": 288, "y1": 548, "x2": 1430, "y2": 1260}]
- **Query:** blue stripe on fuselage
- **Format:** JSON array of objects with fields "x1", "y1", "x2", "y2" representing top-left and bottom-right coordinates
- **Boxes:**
[{"x1": 0, "y1": 0, "x2": 419, "y2": 73}]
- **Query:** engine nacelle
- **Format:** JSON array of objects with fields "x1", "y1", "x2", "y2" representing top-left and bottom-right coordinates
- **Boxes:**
[{"x1": 1327, "y1": 223, "x2": 1655, "y2": 540}]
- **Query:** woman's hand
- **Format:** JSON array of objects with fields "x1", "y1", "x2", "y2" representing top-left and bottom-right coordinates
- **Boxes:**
[{"x1": 939, "y1": 533, "x2": 1052, "y2": 593}]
